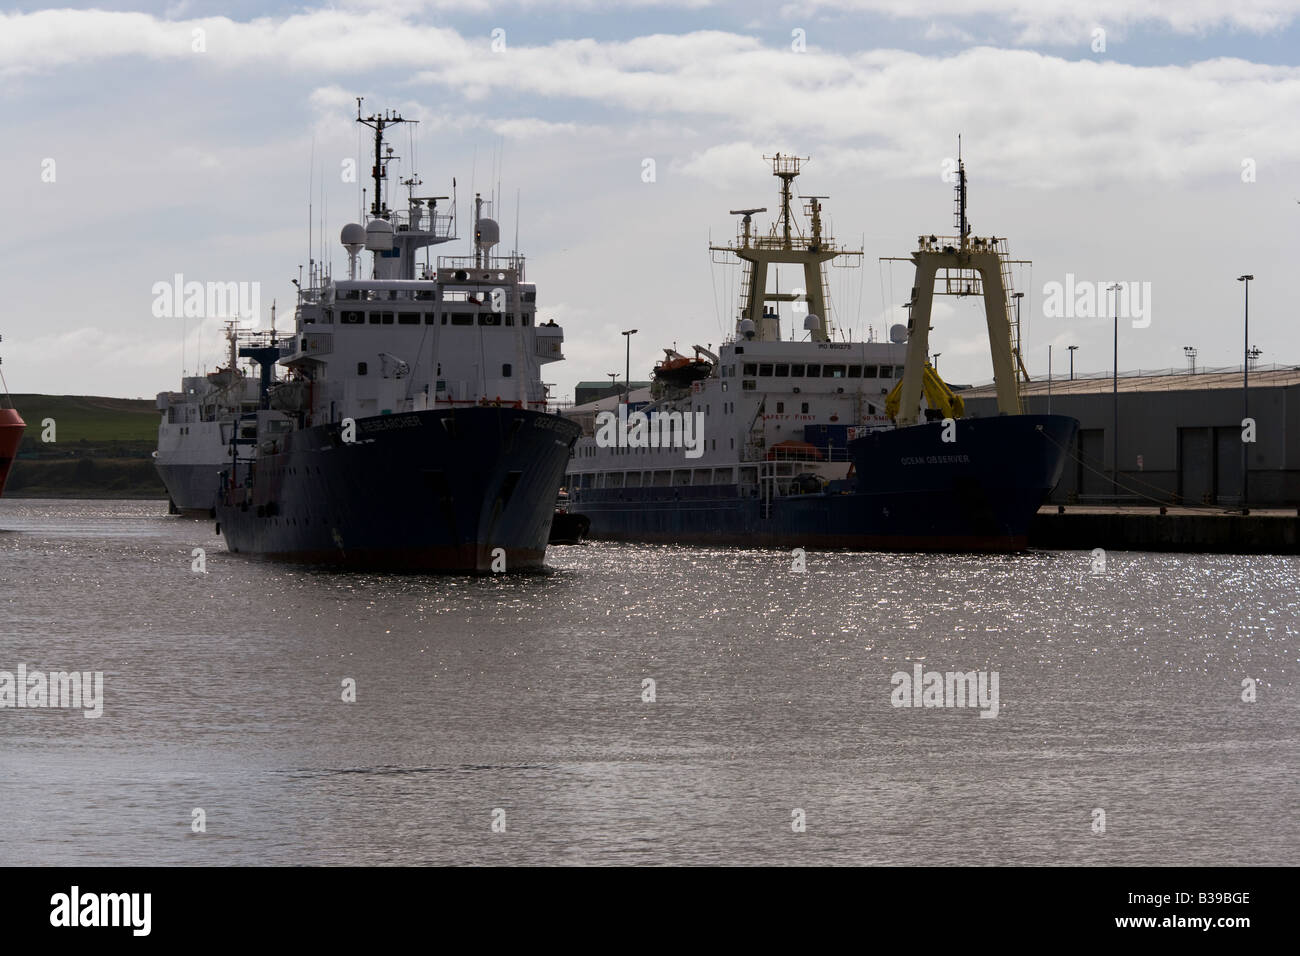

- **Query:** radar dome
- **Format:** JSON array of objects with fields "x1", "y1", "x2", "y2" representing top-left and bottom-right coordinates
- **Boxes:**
[
  {"x1": 738, "y1": 318, "x2": 756, "y2": 340},
  {"x1": 803, "y1": 314, "x2": 821, "y2": 331},
  {"x1": 889, "y1": 323, "x2": 908, "y2": 344},
  {"x1": 475, "y1": 217, "x2": 500, "y2": 248},
  {"x1": 365, "y1": 219, "x2": 394, "y2": 251},
  {"x1": 341, "y1": 223, "x2": 366, "y2": 249}
]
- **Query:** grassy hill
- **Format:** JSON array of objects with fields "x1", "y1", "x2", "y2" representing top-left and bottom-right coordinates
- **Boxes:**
[
  {"x1": 4, "y1": 394, "x2": 165, "y2": 498},
  {"x1": 8, "y1": 394, "x2": 159, "y2": 443}
]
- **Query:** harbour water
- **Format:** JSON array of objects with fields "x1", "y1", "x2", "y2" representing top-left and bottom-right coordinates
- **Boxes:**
[{"x1": 0, "y1": 499, "x2": 1294, "y2": 865}]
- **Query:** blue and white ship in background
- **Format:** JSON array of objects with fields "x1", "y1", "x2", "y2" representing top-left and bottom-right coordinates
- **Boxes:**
[
  {"x1": 563, "y1": 152, "x2": 1077, "y2": 549},
  {"x1": 214, "y1": 103, "x2": 579, "y2": 571}
]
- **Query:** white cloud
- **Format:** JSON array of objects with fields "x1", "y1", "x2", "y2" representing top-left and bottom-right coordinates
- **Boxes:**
[
  {"x1": 9, "y1": 10, "x2": 1293, "y2": 188},
  {"x1": 1, "y1": 7, "x2": 1297, "y2": 397},
  {"x1": 785, "y1": 1, "x2": 1300, "y2": 42}
]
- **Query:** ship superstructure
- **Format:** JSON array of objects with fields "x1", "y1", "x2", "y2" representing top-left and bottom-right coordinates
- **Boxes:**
[
  {"x1": 563, "y1": 152, "x2": 1076, "y2": 549},
  {"x1": 214, "y1": 103, "x2": 579, "y2": 571},
  {"x1": 155, "y1": 323, "x2": 285, "y2": 516}
]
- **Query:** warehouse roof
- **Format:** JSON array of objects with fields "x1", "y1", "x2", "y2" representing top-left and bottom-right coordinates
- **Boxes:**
[{"x1": 961, "y1": 363, "x2": 1300, "y2": 398}]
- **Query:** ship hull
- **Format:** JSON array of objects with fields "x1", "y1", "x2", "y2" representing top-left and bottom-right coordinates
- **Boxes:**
[
  {"x1": 156, "y1": 460, "x2": 224, "y2": 516},
  {"x1": 571, "y1": 415, "x2": 1078, "y2": 551},
  {"x1": 0, "y1": 408, "x2": 25, "y2": 498},
  {"x1": 548, "y1": 511, "x2": 591, "y2": 546},
  {"x1": 215, "y1": 407, "x2": 579, "y2": 572}
]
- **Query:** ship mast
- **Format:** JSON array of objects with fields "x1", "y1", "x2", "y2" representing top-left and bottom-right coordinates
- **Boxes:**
[
  {"x1": 356, "y1": 98, "x2": 414, "y2": 220},
  {"x1": 709, "y1": 154, "x2": 861, "y2": 343},
  {"x1": 881, "y1": 140, "x2": 1029, "y2": 425},
  {"x1": 350, "y1": 99, "x2": 455, "y2": 281},
  {"x1": 956, "y1": 134, "x2": 969, "y2": 250}
]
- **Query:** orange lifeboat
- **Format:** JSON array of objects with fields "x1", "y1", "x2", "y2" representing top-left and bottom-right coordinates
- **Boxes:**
[{"x1": 652, "y1": 348, "x2": 714, "y2": 389}]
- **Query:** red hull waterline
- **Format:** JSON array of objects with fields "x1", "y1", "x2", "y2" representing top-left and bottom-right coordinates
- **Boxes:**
[{"x1": 0, "y1": 407, "x2": 25, "y2": 498}]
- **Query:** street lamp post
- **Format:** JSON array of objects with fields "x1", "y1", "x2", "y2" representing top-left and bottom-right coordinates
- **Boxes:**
[
  {"x1": 1067, "y1": 344, "x2": 1077, "y2": 381},
  {"x1": 1108, "y1": 283, "x2": 1122, "y2": 499},
  {"x1": 932, "y1": 352, "x2": 941, "y2": 373},
  {"x1": 621, "y1": 329, "x2": 638, "y2": 407},
  {"x1": 1238, "y1": 275, "x2": 1253, "y2": 514}
]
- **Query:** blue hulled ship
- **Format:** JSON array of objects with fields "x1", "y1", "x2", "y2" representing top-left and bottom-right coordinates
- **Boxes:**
[
  {"x1": 563, "y1": 151, "x2": 1076, "y2": 550},
  {"x1": 215, "y1": 103, "x2": 579, "y2": 571}
]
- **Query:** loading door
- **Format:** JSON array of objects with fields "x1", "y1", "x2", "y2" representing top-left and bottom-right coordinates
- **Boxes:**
[
  {"x1": 1078, "y1": 428, "x2": 1107, "y2": 496},
  {"x1": 1178, "y1": 427, "x2": 1213, "y2": 504},
  {"x1": 1214, "y1": 426, "x2": 1243, "y2": 506}
]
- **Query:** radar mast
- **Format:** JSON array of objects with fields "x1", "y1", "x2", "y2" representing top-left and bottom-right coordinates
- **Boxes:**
[{"x1": 708, "y1": 154, "x2": 862, "y2": 343}]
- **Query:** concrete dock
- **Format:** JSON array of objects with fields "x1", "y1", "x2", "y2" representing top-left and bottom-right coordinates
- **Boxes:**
[{"x1": 1029, "y1": 505, "x2": 1300, "y2": 553}]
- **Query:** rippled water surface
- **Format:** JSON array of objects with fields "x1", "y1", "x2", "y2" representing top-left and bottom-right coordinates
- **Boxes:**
[{"x1": 0, "y1": 499, "x2": 1295, "y2": 865}]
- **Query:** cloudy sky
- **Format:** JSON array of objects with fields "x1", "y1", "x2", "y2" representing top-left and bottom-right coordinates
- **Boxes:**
[{"x1": 2, "y1": 1, "x2": 1298, "y2": 401}]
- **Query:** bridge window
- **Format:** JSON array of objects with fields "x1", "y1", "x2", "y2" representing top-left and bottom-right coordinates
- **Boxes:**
[
  {"x1": 450, "y1": 313, "x2": 474, "y2": 326},
  {"x1": 879, "y1": 365, "x2": 894, "y2": 378},
  {"x1": 825, "y1": 364, "x2": 846, "y2": 378},
  {"x1": 357, "y1": 362, "x2": 368, "y2": 375},
  {"x1": 774, "y1": 364, "x2": 789, "y2": 376},
  {"x1": 743, "y1": 363, "x2": 757, "y2": 376},
  {"x1": 758, "y1": 364, "x2": 773, "y2": 376},
  {"x1": 479, "y1": 314, "x2": 501, "y2": 326},
  {"x1": 848, "y1": 365, "x2": 862, "y2": 377},
  {"x1": 790, "y1": 364, "x2": 805, "y2": 376},
  {"x1": 342, "y1": 311, "x2": 364, "y2": 324},
  {"x1": 806, "y1": 365, "x2": 821, "y2": 377},
  {"x1": 398, "y1": 312, "x2": 420, "y2": 325},
  {"x1": 863, "y1": 365, "x2": 878, "y2": 378}
]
